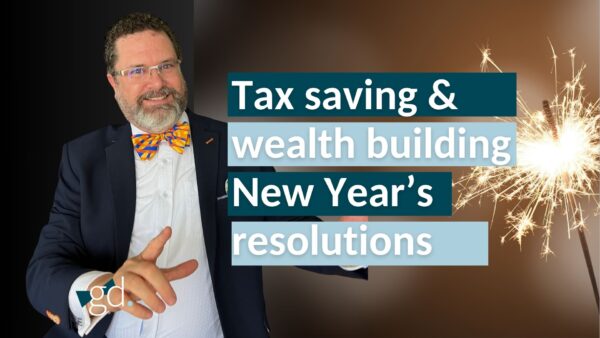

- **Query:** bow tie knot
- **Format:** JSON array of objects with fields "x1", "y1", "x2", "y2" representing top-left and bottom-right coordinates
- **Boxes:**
[{"x1": 131, "y1": 122, "x2": 191, "y2": 160}]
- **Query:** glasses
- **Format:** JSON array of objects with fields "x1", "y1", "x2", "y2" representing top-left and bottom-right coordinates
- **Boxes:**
[{"x1": 112, "y1": 60, "x2": 181, "y2": 80}]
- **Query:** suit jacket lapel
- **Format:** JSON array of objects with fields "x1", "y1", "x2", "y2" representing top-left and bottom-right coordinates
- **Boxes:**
[
  {"x1": 189, "y1": 116, "x2": 219, "y2": 279},
  {"x1": 105, "y1": 124, "x2": 137, "y2": 267}
]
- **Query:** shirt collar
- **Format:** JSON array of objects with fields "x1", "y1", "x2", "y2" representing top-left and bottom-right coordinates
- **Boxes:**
[{"x1": 130, "y1": 110, "x2": 189, "y2": 136}]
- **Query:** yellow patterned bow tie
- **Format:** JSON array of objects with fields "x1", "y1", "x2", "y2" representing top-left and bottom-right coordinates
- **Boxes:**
[{"x1": 131, "y1": 122, "x2": 191, "y2": 160}]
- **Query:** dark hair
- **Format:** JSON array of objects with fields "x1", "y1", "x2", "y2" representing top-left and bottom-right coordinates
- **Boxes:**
[{"x1": 105, "y1": 12, "x2": 181, "y2": 74}]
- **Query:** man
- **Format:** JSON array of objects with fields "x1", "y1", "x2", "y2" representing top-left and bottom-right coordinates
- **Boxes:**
[{"x1": 26, "y1": 12, "x2": 367, "y2": 338}]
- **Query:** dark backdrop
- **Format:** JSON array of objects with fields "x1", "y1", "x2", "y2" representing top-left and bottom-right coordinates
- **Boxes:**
[{"x1": 10, "y1": 1, "x2": 192, "y2": 336}]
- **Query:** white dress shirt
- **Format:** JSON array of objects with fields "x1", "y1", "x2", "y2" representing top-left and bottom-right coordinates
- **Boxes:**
[{"x1": 68, "y1": 111, "x2": 224, "y2": 338}]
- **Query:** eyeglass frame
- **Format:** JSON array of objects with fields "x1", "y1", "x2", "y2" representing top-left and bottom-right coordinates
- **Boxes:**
[{"x1": 111, "y1": 59, "x2": 182, "y2": 79}]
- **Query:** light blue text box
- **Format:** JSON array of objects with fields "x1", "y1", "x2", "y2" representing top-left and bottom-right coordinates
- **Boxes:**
[
  {"x1": 228, "y1": 122, "x2": 516, "y2": 166},
  {"x1": 232, "y1": 222, "x2": 488, "y2": 266}
]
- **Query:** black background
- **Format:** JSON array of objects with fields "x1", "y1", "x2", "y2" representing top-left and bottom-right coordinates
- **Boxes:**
[{"x1": 10, "y1": 1, "x2": 192, "y2": 336}]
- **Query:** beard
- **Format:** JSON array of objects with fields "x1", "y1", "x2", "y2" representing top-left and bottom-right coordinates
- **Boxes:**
[{"x1": 116, "y1": 79, "x2": 188, "y2": 133}]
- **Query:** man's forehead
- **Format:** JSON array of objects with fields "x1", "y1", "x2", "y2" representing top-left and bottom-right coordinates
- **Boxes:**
[{"x1": 114, "y1": 30, "x2": 176, "y2": 67}]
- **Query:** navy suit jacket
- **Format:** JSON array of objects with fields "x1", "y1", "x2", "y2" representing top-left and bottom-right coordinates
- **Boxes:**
[{"x1": 27, "y1": 111, "x2": 367, "y2": 338}]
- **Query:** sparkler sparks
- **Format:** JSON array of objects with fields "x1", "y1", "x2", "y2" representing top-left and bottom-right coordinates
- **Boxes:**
[{"x1": 455, "y1": 44, "x2": 600, "y2": 257}]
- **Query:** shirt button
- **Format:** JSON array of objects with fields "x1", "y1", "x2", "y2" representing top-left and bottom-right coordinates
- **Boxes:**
[{"x1": 161, "y1": 191, "x2": 169, "y2": 199}]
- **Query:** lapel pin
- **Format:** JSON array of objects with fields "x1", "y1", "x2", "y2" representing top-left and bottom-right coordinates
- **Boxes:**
[{"x1": 205, "y1": 137, "x2": 214, "y2": 144}]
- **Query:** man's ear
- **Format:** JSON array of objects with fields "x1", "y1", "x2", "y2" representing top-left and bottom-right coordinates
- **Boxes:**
[{"x1": 107, "y1": 73, "x2": 117, "y2": 91}]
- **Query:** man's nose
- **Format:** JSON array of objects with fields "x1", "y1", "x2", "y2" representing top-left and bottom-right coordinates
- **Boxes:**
[{"x1": 145, "y1": 68, "x2": 167, "y2": 88}]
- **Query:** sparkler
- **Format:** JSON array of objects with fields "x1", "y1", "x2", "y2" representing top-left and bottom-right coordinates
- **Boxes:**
[{"x1": 455, "y1": 44, "x2": 600, "y2": 310}]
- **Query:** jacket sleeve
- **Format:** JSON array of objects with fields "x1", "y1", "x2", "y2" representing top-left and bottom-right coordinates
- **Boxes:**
[{"x1": 26, "y1": 142, "x2": 95, "y2": 332}]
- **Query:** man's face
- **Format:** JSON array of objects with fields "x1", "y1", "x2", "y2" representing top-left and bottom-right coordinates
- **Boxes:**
[{"x1": 107, "y1": 30, "x2": 187, "y2": 133}]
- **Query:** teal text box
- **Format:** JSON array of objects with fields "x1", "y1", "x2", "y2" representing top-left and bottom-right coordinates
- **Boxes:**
[
  {"x1": 228, "y1": 172, "x2": 452, "y2": 216},
  {"x1": 228, "y1": 73, "x2": 516, "y2": 117}
]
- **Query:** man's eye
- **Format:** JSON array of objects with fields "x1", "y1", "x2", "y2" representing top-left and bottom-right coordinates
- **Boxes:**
[
  {"x1": 128, "y1": 68, "x2": 144, "y2": 76},
  {"x1": 160, "y1": 63, "x2": 174, "y2": 70}
]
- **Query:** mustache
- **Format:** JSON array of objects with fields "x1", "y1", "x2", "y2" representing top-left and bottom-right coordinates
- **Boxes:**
[{"x1": 137, "y1": 87, "x2": 180, "y2": 105}]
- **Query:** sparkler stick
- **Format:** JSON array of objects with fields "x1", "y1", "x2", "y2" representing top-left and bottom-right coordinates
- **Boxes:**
[{"x1": 543, "y1": 100, "x2": 599, "y2": 311}]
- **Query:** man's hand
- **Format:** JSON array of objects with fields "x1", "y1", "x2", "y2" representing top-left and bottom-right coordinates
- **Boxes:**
[
  {"x1": 338, "y1": 216, "x2": 368, "y2": 222},
  {"x1": 87, "y1": 226, "x2": 198, "y2": 319},
  {"x1": 338, "y1": 216, "x2": 368, "y2": 271}
]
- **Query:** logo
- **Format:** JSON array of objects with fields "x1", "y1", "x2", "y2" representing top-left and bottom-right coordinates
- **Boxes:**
[{"x1": 76, "y1": 276, "x2": 129, "y2": 316}]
